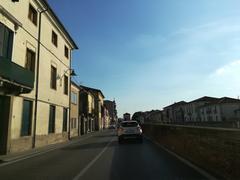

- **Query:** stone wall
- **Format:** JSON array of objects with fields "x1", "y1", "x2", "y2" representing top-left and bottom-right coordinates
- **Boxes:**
[
  {"x1": 10, "y1": 136, "x2": 32, "y2": 153},
  {"x1": 9, "y1": 132, "x2": 68, "y2": 153},
  {"x1": 142, "y1": 123, "x2": 240, "y2": 179},
  {"x1": 36, "y1": 133, "x2": 68, "y2": 148}
]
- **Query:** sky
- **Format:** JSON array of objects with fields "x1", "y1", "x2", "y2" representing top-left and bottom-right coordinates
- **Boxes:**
[{"x1": 48, "y1": 0, "x2": 240, "y2": 117}]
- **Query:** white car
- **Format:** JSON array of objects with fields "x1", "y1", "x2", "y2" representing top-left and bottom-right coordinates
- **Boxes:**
[{"x1": 117, "y1": 121, "x2": 143, "y2": 143}]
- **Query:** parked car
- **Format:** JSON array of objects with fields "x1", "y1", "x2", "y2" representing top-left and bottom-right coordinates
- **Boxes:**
[{"x1": 117, "y1": 121, "x2": 143, "y2": 143}]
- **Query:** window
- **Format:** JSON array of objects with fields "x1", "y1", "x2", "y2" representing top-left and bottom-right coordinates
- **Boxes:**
[
  {"x1": 21, "y1": 100, "x2": 33, "y2": 136},
  {"x1": 63, "y1": 108, "x2": 68, "y2": 132},
  {"x1": 64, "y1": 75, "x2": 68, "y2": 95},
  {"x1": 28, "y1": 4, "x2": 38, "y2": 25},
  {"x1": 52, "y1": 31, "x2": 58, "y2": 47},
  {"x1": 121, "y1": 122, "x2": 138, "y2": 127},
  {"x1": 71, "y1": 118, "x2": 77, "y2": 129},
  {"x1": 0, "y1": 23, "x2": 13, "y2": 60},
  {"x1": 48, "y1": 105, "x2": 56, "y2": 133},
  {"x1": 25, "y1": 48, "x2": 35, "y2": 72},
  {"x1": 64, "y1": 45, "x2": 69, "y2": 58},
  {"x1": 50, "y1": 65, "x2": 57, "y2": 90},
  {"x1": 71, "y1": 92, "x2": 77, "y2": 104}
]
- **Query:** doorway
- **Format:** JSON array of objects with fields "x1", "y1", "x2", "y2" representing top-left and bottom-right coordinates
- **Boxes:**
[{"x1": 0, "y1": 95, "x2": 10, "y2": 154}]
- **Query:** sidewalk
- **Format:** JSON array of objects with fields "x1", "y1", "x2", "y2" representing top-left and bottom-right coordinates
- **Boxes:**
[{"x1": 0, "y1": 131, "x2": 98, "y2": 164}]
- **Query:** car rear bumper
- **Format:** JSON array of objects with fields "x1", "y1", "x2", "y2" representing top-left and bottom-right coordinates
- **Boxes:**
[{"x1": 119, "y1": 134, "x2": 142, "y2": 140}]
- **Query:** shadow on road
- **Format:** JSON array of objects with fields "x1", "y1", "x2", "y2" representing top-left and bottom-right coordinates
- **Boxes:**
[
  {"x1": 95, "y1": 134, "x2": 117, "y2": 138},
  {"x1": 109, "y1": 138, "x2": 207, "y2": 180},
  {"x1": 61, "y1": 141, "x2": 118, "y2": 151}
]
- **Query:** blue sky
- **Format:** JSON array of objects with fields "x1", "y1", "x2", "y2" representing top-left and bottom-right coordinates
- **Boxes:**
[{"x1": 48, "y1": 0, "x2": 240, "y2": 117}]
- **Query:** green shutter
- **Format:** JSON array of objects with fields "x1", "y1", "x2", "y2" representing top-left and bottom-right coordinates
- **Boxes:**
[{"x1": 21, "y1": 100, "x2": 33, "y2": 136}]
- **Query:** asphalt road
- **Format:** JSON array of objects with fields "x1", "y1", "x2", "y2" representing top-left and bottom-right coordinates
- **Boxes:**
[{"x1": 0, "y1": 130, "x2": 208, "y2": 180}]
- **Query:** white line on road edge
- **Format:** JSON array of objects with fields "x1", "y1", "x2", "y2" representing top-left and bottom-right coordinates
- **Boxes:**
[
  {"x1": 72, "y1": 138, "x2": 114, "y2": 180},
  {"x1": 144, "y1": 136, "x2": 217, "y2": 180},
  {"x1": 0, "y1": 135, "x2": 93, "y2": 168}
]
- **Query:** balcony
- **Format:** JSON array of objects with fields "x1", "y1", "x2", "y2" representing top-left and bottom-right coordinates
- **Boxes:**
[{"x1": 0, "y1": 58, "x2": 34, "y2": 94}]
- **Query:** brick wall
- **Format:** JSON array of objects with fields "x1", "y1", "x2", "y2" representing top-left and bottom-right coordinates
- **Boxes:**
[{"x1": 143, "y1": 124, "x2": 240, "y2": 179}]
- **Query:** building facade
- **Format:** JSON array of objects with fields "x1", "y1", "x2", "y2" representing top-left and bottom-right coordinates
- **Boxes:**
[
  {"x1": 199, "y1": 97, "x2": 240, "y2": 124},
  {"x1": 163, "y1": 101, "x2": 187, "y2": 123},
  {"x1": 183, "y1": 96, "x2": 218, "y2": 122},
  {"x1": 123, "y1": 113, "x2": 131, "y2": 121},
  {"x1": 0, "y1": 0, "x2": 77, "y2": 154},
  {"x1": 80, "y1": 86, "x2": 105, "y2": 131},
  {"x1": 145, "y1": 110, "x2": 163, "y2": 123},
  {"x1": 79, "y1": 86, "x2": 95, "y2": 134},
  {"x1": 103, "y1": 106, "x2": 110, "y2": 129},
  {"x1": 104, "y1": 100, "x2": 117, "y2": 124},
  {"x1": 70, "y1": 82, "x2": 80, "y2": 138}
]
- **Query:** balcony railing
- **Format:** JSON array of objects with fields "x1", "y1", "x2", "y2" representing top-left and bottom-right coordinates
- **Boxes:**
[{"x1": 0, "y1": 58, "x2": 34, "y2": 92}]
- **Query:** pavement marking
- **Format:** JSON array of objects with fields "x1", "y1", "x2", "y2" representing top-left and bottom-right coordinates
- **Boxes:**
[
  {"x1": 0, "y1": 135, "x2": 93, "y2": 168},
  {"x1": 144, "y1": 136, "x2": 217, "y2": 180},
  {"x1": 72, "y1": 138, "x2": 114, "y2": 180}
]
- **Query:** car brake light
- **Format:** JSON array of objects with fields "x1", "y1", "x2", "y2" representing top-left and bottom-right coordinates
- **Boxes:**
[{"x1": 137, "y1": 127, "x2": 142, "y2": 132}]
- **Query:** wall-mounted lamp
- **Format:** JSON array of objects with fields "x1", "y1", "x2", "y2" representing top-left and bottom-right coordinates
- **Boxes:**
[{"x1": 58, "y1": 68, "x2": 76, "y2": 86}]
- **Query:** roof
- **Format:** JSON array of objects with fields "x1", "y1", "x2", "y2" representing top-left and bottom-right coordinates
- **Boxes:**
[
  {"x1": 189, "y1": 96, "x2": 219, "y2": 103},
  {"x1": 71, "y1": 81, "x2": 79, "y2": 89},
  {"x1": 79, "y1": 85, "x2": 105, "y2": 98},
  {"x1": 41, "y1": 0, "x2": 78, "y2": 49},
  {"x1": 199, "y1": 97, "x2": 240, "y2": 108},
  {"x1": 218, "y1": 97, "x2": 240, "y2": 104},
  {"x1": 164, "y1": 101, "x2": 187, "y2": 109}
]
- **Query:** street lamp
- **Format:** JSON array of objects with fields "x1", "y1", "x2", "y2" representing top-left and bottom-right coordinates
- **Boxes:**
[
  {"x1": 57, "y1": 68, "x2": 77, "y2": 140},
  {"x1": 58, "y1": 68, "x2": 76, "y2": 86}
]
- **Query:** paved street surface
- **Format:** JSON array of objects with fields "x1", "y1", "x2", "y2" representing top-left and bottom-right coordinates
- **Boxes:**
[{"x1": 0, "y1": 130, "x2": 207, "y2": 180}]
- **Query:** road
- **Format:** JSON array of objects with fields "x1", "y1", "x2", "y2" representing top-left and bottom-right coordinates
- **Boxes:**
[{"x1": 0, "y1": 130, "x2": 208, "y2": 180}]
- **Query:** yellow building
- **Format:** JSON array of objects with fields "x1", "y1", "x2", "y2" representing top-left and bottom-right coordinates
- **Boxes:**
[
  {"x1": 79, "y1": 86, "x2": 95, "y2": 134},
  {"x1": 80, "y1": 86, "x2": 105, "y2": 131},
  {"x1": 70, "y1": 82, "x2": 80, "y2": 138},
  {"x1": 0, "y1": 0, "x2": 78, "y2": 154}
]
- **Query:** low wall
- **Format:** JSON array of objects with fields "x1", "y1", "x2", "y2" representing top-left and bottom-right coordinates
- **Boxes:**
[
  {"x1": 36, "y1": 132, "x2": 68, "y2": 148},
  {"x1": 9, "y1": 132, "x2": 68, "y2": 153},
  {"x1": 143, "y1": 123, "x2": 240, "y2": 179}
]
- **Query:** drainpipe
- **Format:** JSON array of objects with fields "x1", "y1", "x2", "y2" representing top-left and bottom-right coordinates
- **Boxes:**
[
  {"x1": 32, "y1": 8, "x2": 48, "y2": 149},
  {"x1": 68, "y1": 50, "x2": 73, "y2": 140}
]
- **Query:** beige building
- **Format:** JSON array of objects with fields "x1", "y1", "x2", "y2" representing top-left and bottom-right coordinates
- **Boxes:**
[
  {"x1": 183, "y1": 96, "x2": 218, "y2": 122},
  {"x1": 70, "y1": 82, "x2": 80, "y2": 138},
  {"x1": 163, "y1": 101, "x2": 186, "y2": 123},
  {"x1": 199, "y1": 97, "x2": 240, "y2": 124},
  {"x1": 103, "y1": 106, "x2": 110, "y2": 129},
  {"x1": 79, "y1": 86, "x2": 95, "y2": 134},
  {"x1": 104, "y1": 100, "x2": 117, "y2": 124},
  {"x1": 80, "y1": 86, "x2": 105, "y2": 131},
  {"x1": 0, "y1": 0, "x2": 78, "y2": 154}
]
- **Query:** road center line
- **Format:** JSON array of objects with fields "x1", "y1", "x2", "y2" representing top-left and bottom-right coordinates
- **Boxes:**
[{"x1": 72, "y1": 138, "x2": 113, "y2": 180}]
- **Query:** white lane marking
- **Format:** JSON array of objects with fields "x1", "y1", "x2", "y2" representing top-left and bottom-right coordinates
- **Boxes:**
[
  {"x1": 72, "y1": 138, "x2": 113, "y2": 180},
  {"x1": 0, "y1": 135, "x2": 93, "y2": 168},
  {"x1": 144, "y1": 136, "x2": 217, "y2": 180}
]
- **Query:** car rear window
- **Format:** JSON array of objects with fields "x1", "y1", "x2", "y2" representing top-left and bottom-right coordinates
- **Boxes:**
[{"x1": 121, "y1": 122, "x2": 138, "y2": 127}]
